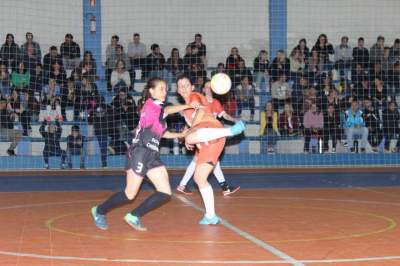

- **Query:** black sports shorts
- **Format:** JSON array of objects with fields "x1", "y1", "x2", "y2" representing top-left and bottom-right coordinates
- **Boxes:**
[{"x1": 126, "y1": 145, "x2": 164, "y2": 176}]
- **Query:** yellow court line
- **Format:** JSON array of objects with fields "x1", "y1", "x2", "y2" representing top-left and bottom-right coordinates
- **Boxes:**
[
  {"x1": 46, "y1": 213, "x2": 246, "y2": 244},
  {"x1": 46, "y1": 203, "x2": 397, "y2": 244}
]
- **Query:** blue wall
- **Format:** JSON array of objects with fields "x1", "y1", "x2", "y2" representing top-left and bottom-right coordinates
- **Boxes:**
[
  {"x1": 269, "y1": 0, "x2": 287, "y2": 59},
  {"x1": 83, "y1": 0, "x2": 102, "y2": 77}
]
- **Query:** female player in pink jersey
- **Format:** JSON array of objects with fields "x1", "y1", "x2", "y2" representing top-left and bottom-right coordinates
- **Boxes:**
[
  {"x1": 177, "y1": 80, "x2": 240, "y2": 196},
  {"x1": 176, "y1": 74, "x2": 245, "y2": 224},
  {"x1": 91, "y1": 77, "x2": 196, "y2": 231}
]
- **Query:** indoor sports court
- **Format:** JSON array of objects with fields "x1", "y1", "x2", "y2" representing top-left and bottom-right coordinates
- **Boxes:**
[
  {"x1": 1, "y1": 0, "x2": 400, "y2": 265},
  {"x1": 1, "y1": 169, "x2": 400, "y2": 265}
]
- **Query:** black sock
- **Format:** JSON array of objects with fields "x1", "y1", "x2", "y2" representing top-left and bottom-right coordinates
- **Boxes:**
[
  {"x1": 97, "y1": 191, "x2": 130, "y2": 215},
  {"x1": 131, "y1": 192, "x2": 171, "y2": 217}
]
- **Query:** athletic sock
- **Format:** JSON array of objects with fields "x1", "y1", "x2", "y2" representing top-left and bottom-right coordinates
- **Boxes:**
[
  {"x1": 213, "y1": 161, "x2": 226, "y2": 183},
  {"x1": 97, "y1": 191, "x2": 130, "y2": 215},
  {"x1": 131, "y1": 192, "x2": 171, "y2": 217},
  {"x1": 179, "y1": 160, "x2": 196, "y2": 186},
  {"x1": 190, "y1": 128, "x2": 232, "y2": 143},
  {"x1": 199, "y1": 184, "x2": 215, "y2": 219}
]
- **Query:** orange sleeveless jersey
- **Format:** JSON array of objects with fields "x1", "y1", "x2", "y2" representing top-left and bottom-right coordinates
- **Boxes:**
[
  {"x1": 183, "y1": 92, "x2": 225, "y2": 165},
  {"x1": 209, "y1": 98, "x2": 224, "y2": 118},
  {"x1": 182, "y1": 92, "x2": 221, "y2": 127}
]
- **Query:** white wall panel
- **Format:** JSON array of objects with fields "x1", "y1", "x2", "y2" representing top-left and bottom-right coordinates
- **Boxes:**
[
  {"x1": 102, "y1": 0, "x2": 269, "y2": 66},
  {"x1": 0, "y1": 0, "x2": 83, "y2": 58},
  {"x1": 288, "y1": 0, "x2": 400, "y2": 52}
]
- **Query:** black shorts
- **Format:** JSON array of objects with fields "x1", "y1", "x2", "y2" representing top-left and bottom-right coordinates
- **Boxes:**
[{"x1": 126, "y1": 145, "x2": 164, "y2": 177}]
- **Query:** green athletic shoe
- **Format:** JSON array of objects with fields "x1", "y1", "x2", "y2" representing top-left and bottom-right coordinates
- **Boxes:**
[
  {"x1": 230, "y1": 120, "x2": 246, "y2": 135},
  {"x1": 124, "y1": 213, "x2": 147, "y2": 231},
  {"x1": 91, "y1": 206, "x2": 108, "y2": 230},
  {"x1": 198, "y1": 215, "x2": 220, "y2": 225}
]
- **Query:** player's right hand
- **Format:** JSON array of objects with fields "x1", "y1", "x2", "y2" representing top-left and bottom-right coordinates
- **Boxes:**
[{"x1": 189, "y1": 101, "x2": 201, "y2": 109}]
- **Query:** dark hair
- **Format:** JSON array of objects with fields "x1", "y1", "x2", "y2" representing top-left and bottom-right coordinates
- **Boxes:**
[
  {"x1": 50, "y1": 46, "x2": 57, "y2": 51},
  {"x1": 358, "y1": 37, "x2": 364, "y2": 42},
  {"x1": 195, "y1": 33, "x2": 202, "y2": 38},
  {"x1": 138, "y1": 77, "x2": 165, "y2": 112},
  {"x1": 217, "y1": 62, "x2": 224, "y2": 68},
  {"x1": 71, "y1": 125, "x2": 80, "y2": 132},
  {"x1": 176, "y1": 73, "x2": 192, "y2": 85},
  {"x1": 115, "y1": 44, "x2": 123, "y2": 50},
  {"x1": 26, "y1": 32, "x2": 33, "y2": 38},
  {"x1": 151, "y1": 43, "x2": 159, "y2": 51},
  {"x1": 377, "y1": 36, "x2": 385, "y2": 41},
  {"x1": 395, "y1": 38, "x2": 400, "y2": 44},
  {"x1": 240, "y1": 75, "x2": 249, "y2": 81},
  {"x1": 133, "y1": 33, "x2": 140, "y2": 37},
  {"x1": 5, "y1": 33, "x2": 14, "y2": 44},
  {"x1": 315, "y1": 33, "x2": 328, "y2": 46},
  {"x1": 171, "y1": 47, "x2": 179, "y2": 55},
  {"x1": 111, "y1": 35, "x2": 119, "y2": 41},
  {"x1": 65, "y1": 33, "x2": 73, "y2": 39},
  {"x1": 341, "y1": 36, "x2": 349, "y2": 42},
  {"x1": 84, "y1": 50, "x2": 93, "y2": 58}
]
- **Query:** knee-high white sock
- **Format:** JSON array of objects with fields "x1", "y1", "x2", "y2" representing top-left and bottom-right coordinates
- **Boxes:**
[
  {"x1": 213, "y1": 161, "x2": 226, "y2": 183},
  {"x1": 199, "y1": 184, "x2": 215, "y2": 219},
  {"x1": 179, "y1": 160, "x2": 196, "y2": 186},
  {"x1": 188, "y1": 128, "x2": 232, "y2": 144}
]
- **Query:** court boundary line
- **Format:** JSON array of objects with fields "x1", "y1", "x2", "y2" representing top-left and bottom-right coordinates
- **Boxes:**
[{"x1": 175, "y1": 195, "x2": 305, "y2": 266}]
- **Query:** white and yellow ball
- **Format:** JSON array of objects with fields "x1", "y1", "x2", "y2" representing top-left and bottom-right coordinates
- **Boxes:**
[{"x1": 210, "y1": 73, "x2": 232, "y2": 95}]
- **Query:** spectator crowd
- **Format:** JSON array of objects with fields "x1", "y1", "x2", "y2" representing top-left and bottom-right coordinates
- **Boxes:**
[{"x1": 0, "y1": 31, "x2": 399, "y2": 168}]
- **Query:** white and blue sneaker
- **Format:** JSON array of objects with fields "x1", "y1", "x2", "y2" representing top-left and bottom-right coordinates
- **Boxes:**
[
  {"x1": 199, "y1": 215, "x2": 220, "y2": 225},
  {"x1": 230, "y1": 120, "x2": 246, "y2": 136},
  {"x1": 91, "y1": 206, "x2": 108, "y2": 230},
  {"x1": 124, "y1": 213, "x2": 147, "y2": 231}
]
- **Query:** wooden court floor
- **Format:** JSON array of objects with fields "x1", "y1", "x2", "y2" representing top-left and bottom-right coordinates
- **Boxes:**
[{"x1": 1, "y1": 188, "x2": 400, "y2": 266}]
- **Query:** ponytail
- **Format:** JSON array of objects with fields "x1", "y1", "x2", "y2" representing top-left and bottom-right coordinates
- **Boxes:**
[{"x1": 137, "y1": 77, "x2": 165, "y2": 113}]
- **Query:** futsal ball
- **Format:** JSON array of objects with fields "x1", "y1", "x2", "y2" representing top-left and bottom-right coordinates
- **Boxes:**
[{"x1": 211, "y1": 73, "x2": 232, "y2": 95}]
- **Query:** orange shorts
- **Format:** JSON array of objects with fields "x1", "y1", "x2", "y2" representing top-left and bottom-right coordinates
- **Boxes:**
[{"x1": 193, "y1": 121, "x2": 226, "y2": 165}]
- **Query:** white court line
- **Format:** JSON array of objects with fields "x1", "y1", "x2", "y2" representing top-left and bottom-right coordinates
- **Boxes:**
[
  {"x1": 175, "y1": 195, "x2": 305, "y2": 266},
  {"x1": 1, "y1": 250, "x2": 400, "y2": 264}
]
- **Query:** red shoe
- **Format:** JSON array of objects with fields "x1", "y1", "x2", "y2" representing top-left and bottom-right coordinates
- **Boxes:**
[{"x1": 222, "y1": 185, "x2": 240, "y2": 196}]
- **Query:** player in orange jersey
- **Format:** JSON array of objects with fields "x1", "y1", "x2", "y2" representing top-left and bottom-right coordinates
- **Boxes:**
[
  {"x1": 177, "y1": 80, "x2": 240, "y2": 196},
  {"x1": 176, "y1": 74, "x2": 245, "y2": 224}
]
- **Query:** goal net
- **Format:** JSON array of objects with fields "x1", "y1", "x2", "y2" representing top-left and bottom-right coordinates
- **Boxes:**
[{"x1": 0, "y1": 0, "x2": 399, "y2": 169}]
